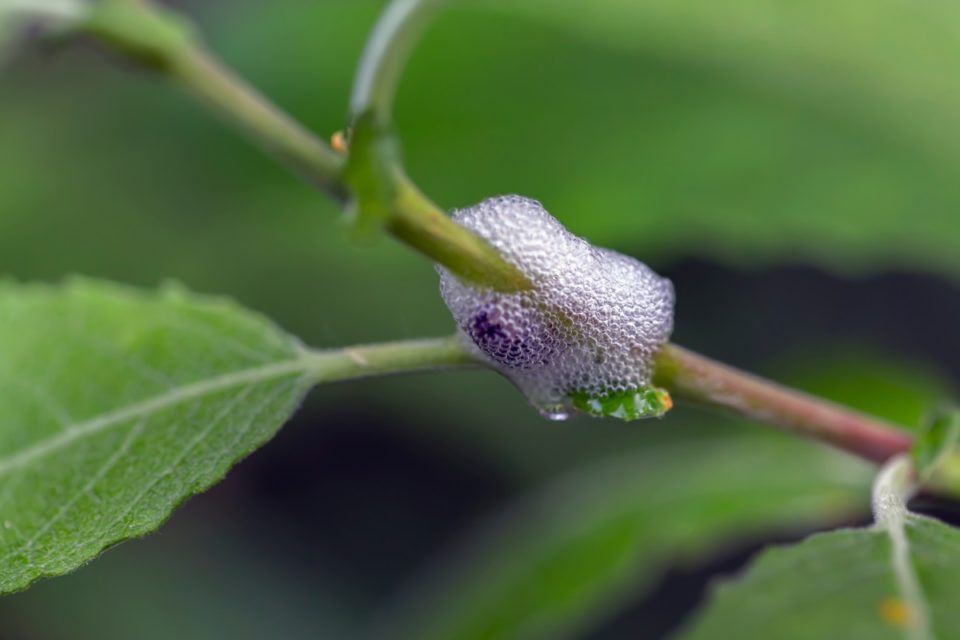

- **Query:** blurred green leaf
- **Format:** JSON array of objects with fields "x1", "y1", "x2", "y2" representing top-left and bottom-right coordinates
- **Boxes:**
[
  {"x1": 0, "y1": 278, "x2": 313, "y2": 593},
  {"x1": 3, "y1": 0, "x2": 960, "y2": 353},
  {"x1": 487, "y1": 0, "x2": 960, "y2": 172},
  {"x1": 681, "y1": 457, "x2": 960, "y2": 640},
  {"x1": 375, "y1": 437, "x2": 872, "y2": 640},
  {"x1": 777, "y1": 352, "x2": 950, "y2": 433},
  {"x1": 400, "y1": 2, "x2": 960, "y2": 279},
  {"x1": 0, "y1": 506, "x2": 356, "y2": 640},
  {"x1": 913, "y1": 404, "x2": 960, "y2": 497}
]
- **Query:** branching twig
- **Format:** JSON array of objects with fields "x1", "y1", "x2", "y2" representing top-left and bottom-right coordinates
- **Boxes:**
[
  {"x1": 81, "y1": 0, "x2": 529, "y2": 291},
  {"x1": 349, "y1": 0, "x2": 439, "y2": 125},
  {"x1": 70, "y1": 0, "x2": 916, "y2": 464}
]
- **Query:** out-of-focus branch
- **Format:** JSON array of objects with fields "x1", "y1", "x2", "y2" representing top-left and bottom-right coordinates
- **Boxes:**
[
  {"x1": 74, "y1": 0, "x2": 916, "y2": 467},
  {"x1": 80, "y1": 0, "x2": 529, "y2": 291}
]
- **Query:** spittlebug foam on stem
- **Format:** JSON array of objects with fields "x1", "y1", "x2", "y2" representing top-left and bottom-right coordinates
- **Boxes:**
[{"x1": 439, "y1": 195, "x2": 675, "y2": 421}]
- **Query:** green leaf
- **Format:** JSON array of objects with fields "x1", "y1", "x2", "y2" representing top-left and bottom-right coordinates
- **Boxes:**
[
  {"x1": 375, "y1": 438, "x2": 873, "y2": 640},
  {"x1": 402, "y1": 2, "x2": 960, "y2": 280},
  {"x1": 569, "y1": 386, "x2": 672, "y2": 421},
  {"x1": 913, "y1": 405, "x2": 960, "y2": 497},
  {"x1": 0, "y1": 279, "x2": 316, "y2": 593},
  {"x1": 343, "y1": 111, "x2": 404, "y2": 238},
  {"x1": 681, "y1": 456, "x2": 960, "y2": 640},
  {"x1": 489, "y1": 0, "x2": 960, "y2": 167}
]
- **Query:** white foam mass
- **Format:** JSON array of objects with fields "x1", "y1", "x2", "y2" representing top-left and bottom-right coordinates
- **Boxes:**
[{"x1": 438, "y1": 195, "x2": 675, "y2": 419}]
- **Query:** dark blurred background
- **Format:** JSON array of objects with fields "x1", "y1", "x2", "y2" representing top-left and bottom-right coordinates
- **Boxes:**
[{"x1": 1, "y1": 1, "x2": 959, "y2": 638}]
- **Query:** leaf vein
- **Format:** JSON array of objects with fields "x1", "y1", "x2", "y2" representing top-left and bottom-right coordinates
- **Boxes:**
[{"x1": 0, "y1": 357, "x2": 312, "y2": 477}]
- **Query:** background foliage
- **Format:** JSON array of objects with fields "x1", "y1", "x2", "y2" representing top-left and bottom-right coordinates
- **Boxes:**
[{"x1": 1, "y1": 0, "x2": 959, "y2": 637}]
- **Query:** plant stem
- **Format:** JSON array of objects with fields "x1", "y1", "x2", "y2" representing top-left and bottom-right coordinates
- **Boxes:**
[
  {"x1": 82, "y1": 0, "x2": 345, "y2": 199},
  {"x1": 872, "y1": 454, "x2": 916, "y2": 518},
  {"x1": 306, "y1": 335, "x2": 480, "y2": 384},
  {"x1": 170, "y1": 46, "x2": 348, "y2": 200},
  {"x1": 653, "y1": 344, "x2": 914, "y2": 463},
  {"x1": 349, "y1": 0, "x2": 438, "y2": 125},
  {"x1": 344, "y1": 0, "x2": 531, "y2": 291},
  {"x1": 306, "y1": 337, "x2": 914, "y2": 465},
  {"x1": 82, "y1": 0, "x2": 528, "y2": 292},
  {"x1": 387, "y1": 174, "x2": 532, "y2": 292},
  {"x1": 78, "y1": 1, "x2": 917, "y2": 466}
]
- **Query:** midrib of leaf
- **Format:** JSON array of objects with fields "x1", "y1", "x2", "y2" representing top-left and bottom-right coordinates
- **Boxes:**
[
  {"x1": 0, "y1": 355, "x2": 316, "y2": 477},
  {"x1": 872, "y1": 458, "x2": 933, "y2": 640},
  {"x1": 0, "y1": 416, "x2": 150, "y2": 567},
  {"x1": 0, "y1": 281, "x2": 479, "y2": 594}
]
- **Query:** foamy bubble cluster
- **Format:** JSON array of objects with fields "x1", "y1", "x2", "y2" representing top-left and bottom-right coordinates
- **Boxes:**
[{"x1": 438, "y1": 195, "x2": 675, "y2": 420}]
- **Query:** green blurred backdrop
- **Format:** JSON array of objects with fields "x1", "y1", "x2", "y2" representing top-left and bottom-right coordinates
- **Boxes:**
[{"x1": 1, "y1": 0, "x2": 959, "y2": 638}]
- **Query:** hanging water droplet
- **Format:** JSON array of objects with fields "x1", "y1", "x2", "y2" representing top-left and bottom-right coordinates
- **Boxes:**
[
  {"x1": 539, "y1": 407, "x2": 571, "y2": 421},
  {"x1": 439, "y1": 195, "x2": 675, "y2": 421}
]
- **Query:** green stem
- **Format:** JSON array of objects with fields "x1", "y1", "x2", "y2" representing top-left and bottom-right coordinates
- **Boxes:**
[
  {"x1": 82, "y1": 0, "x2": 527, "y2": 292},
  {"x1": 349, "y1": 0, "x2": 439, "y2": 126},
  {"x1": 305, "y1": 338, "x2": 914, "y2": 465},
  {"x1": 82, "y1": 0, "x2": 345, "y2": 200},
  {"x1": 872, "y1": 454, "x2": 916, "y2": 518},
  {"x1": 386, "y1": 174, "x2": 532, "y2": 292},
  {"x1": 653, "y1": 344, "x2": 914, "y2": 463},
  {"x1": 344, "y1": 0, "x2": 531, "y2": 291},
  {"x1": 306, "y1": 335, "x2": 480, "y2": 384},
  {"x1": 170, "y1": 47, "x2": 347, "y2": 200},
  {"x1": 77, "y1": 1, "x2": 915, "y2": 466}
]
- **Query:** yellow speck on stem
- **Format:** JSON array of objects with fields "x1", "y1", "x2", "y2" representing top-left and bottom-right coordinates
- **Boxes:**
[
  {"x1": 331, "y1": 131, "x2": 349, "y2": 154},
  {"x1": 879, "y1": 597, "x2": 916, "y2": 628},
  {"x1": 659, "y1": 390, "x2": 674, "y2": 412}
]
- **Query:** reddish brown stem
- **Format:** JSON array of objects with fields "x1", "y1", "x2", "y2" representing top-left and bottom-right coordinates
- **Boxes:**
[{"x1": 653, "y1": 344, "x2": 914, "y2": 463}]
